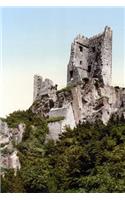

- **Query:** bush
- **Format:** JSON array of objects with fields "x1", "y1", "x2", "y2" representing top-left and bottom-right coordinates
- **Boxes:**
[{"x1": 47, "y1": 116, "x2": 64, "y2": 123}]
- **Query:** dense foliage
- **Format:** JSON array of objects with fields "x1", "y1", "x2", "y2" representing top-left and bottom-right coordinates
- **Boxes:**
[
  {"x1": 1, "y1": 110, "x2": 125, "y2": 193},
  {"x1": 4, "y1": 109, "x2": 36, "y2": 128}
]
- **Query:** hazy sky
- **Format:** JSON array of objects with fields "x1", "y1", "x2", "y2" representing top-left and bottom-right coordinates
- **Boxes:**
[{"x1": 0, "y1": 7, "x2": 125, "y2": 117}]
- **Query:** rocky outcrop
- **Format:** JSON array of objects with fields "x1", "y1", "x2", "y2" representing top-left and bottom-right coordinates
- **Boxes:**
[
  {"x1": 0, "y1": 119, "x2": 25, "y2": 174},
  {"x1": 31, "y1": 77, "x2": 125, "y2": 140}
]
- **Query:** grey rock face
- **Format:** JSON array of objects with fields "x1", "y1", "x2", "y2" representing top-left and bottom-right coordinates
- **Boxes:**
[{"x1": 0, "y1": 120, "x2": 25, "y2": 173}]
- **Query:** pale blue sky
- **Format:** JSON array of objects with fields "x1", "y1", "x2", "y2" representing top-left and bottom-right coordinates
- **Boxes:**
[{"x1": 0, "y1": 7, "x2": 125, "y2": 117}]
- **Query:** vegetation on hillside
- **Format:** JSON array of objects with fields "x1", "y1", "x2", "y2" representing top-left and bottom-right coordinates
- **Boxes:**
[{"x1": 1, "y1": 110, "x2": 125, "y2": 193}]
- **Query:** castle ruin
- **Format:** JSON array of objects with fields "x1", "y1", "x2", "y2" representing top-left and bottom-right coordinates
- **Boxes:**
[
  {"x1": 1, "y1": 26, "x2": 124, "y2": 173},
  {"x1": 31, "y1": 26, "x2": 125, "y2": 140}
]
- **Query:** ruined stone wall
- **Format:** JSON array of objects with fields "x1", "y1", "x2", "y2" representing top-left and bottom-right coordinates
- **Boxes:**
[
  {"x1": 33, "y1": 75, "x2": 57, "y2": 102},
  {"x1": 47, "y1": 103, "x2": 76, "y2": 140}
]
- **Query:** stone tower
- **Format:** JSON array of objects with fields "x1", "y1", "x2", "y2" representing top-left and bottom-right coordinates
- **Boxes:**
[{"x1": 67, "y1": 26, "x2": 112, "y2": 86}]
